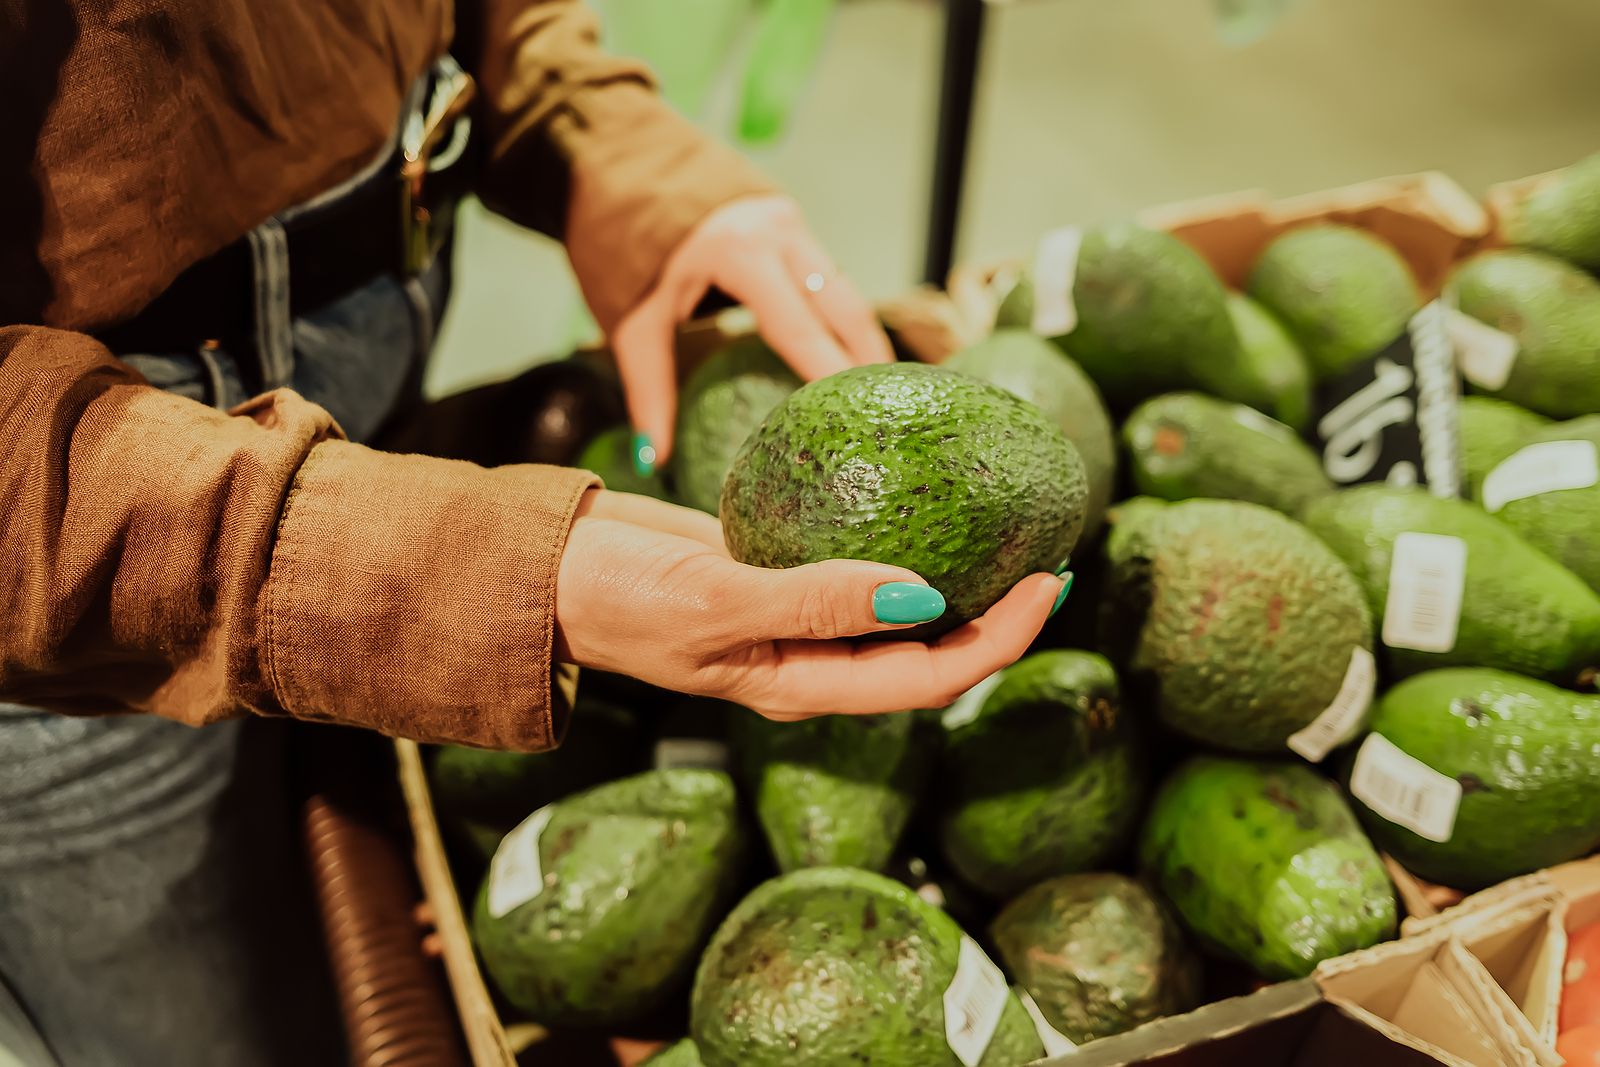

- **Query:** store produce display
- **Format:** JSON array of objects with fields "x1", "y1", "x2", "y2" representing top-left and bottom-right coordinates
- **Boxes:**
[{"x1": 673, "y1": 336, "x2": 801, "y2": 514}]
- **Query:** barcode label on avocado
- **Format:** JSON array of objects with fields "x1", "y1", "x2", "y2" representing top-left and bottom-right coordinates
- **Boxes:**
[
  {"x1": 1030, "y1": 226, "x2": 1082, "y2": 338},
  {"x1": 1018, "y1": 989, "x2": 1077, "y2": 1056},
  {"x1": 1445, "y1": 307, "x2": 1519, "y2": 390},
  {"x1": 1481, "y1": 440, "x2": 1599, "y2": 513},
  {"x1": 487, "y1": 804, "x2": 557, "y2": 918},
  {"x1": 653, "y1": 738, "x2": 730, "y2": 772},
  {"x1": 1383, "y1": 532, "x2": 1467, "y2": 653},
  {"x1": 1288, "y1": 646, "x2": 1376, "y2": 762},
  {"x1": 944, "y1": 936, "x2": 1009, "y2": 1067},
  {"x1": 1350, "y1": 733, "x2": 1461, "y2": 843}
]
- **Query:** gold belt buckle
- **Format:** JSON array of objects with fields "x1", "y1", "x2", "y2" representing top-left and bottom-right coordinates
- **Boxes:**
[{"x1": 401, "y1": 60, "x2": 475, "y2": 274}]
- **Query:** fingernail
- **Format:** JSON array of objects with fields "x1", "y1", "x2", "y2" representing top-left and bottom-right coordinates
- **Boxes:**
[
  {"x1": 1049, "y1": 573, "x2": 1075, "y2": 619},
  {"x1": 873, "y1": 582, "x2": 946, "y2": 625},
  {"x1": 632, "y1": 433, "x2": 657, "y2": 477},
  {"x1": 1053, "y1": 555, "x2": 1072, "y2": 577}
]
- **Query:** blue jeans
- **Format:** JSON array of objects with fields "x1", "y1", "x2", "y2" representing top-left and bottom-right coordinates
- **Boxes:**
[{"x1": 0, "y1": 227, "x2": 450, "y2": 1063}]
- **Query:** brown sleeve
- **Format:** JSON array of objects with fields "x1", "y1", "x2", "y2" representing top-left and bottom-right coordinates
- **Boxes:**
[
  {"x1": 468, "y1": 0, "x2": 779, "y2": 332},
  {"x1": 0, "y1": 326, "x2": 596, "y2": 752}
]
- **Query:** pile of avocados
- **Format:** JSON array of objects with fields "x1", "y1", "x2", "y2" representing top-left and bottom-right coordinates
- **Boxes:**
[{"x1": 431, "y1": 149, "x2": 1600, "y2": 1067}]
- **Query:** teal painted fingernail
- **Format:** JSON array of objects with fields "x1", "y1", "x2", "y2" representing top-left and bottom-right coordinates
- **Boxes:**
[
  {"x1": 873, "y1": 583, "x2": 945, "y2": 625},
  {"x1": 1049, "y1": 572, "x2": 1075, "y2": 618},
  {"x1": 632, "y1": 433, "x2": 657, "y2": 477},
  {"x1": 1053, "y1": 555, "x2": 1072, "y2": 577}
]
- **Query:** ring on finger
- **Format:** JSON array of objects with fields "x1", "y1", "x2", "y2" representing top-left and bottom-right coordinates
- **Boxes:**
[{"x1": 803, "y1": 271, "x2": 827, "y2": 293}]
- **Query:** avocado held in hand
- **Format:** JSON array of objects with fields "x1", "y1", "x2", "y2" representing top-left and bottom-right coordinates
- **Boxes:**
[{"x1": 720, "y1": 363, "x2": 1087, "y2": 638}]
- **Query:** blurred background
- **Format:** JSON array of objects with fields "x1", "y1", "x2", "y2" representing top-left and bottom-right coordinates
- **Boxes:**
[{"x1": 425, "y1": 0, "x2": 1600, "y2": 398}]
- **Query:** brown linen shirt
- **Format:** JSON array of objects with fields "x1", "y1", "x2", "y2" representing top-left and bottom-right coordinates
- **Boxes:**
[{"x1": 0, "y1": 1, "x2": 776, "y2": 750}]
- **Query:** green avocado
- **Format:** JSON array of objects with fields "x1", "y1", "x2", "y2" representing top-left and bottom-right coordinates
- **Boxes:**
[
  {"x1": 1482, "y1": 416, "x2": 1600, "y2": 593},
  {"x1": 1139, "y1": 757, "x2": 1396, "y2": 980},
  {"x1": 1122, "y1": 392, "x2": 1331, "y2": 514},
  {"x1": 945, "y1": 328, "x2": 1117, "y2": 541},
  {"x1": 673, "y1": 336, "x2": 801, "y2": 513},
  {"x1": 1247, "y1": 224, "x2": 1420, "y2": 380},
  {"x1": 721, "y1": 363, "x2": 1087, "y2": 638},
  {"x1": 449, "y1": 816, "x2": 511, "y2": 868},
  {"x1": 1349, "y1": 669, "x2": 1600, "y2": 890},
  {"x1": 994, "y1": 272, "x2": 1034, "y2": 331},
  {"x1": 575, "y1": 425, "x2": 672, "y2": 500},
  {"x1": 939, "y1": 651, "x2": 1146, "y2": 899},
  {"x1": 1101, "y1": 498, "x2": 1374, "y2": 753},
  {"x1": 991, "y1": 873, "x2": 1202, "y2": 1044},
  {"x1": 472, "y1": 769, "x2": 744, "y2": 1026},
  {"x1": 1223, "y1": 292, "x2": 1315, "y2": 431},
  {"x1": 1449, "y1": 249, "x2": 1600, "y2": 418},
  {"x1": 1498, "y1": 151, "x2": 1600, "y2": 270},
  {"x1": 1300, "y1": 485, "x2": 1600, "y2": 683},
  {"x1": 1457, "y1": 396, "x2": 1549, "y2": 498},
  {"x1": 733, "y1": 711, "x2": 929, "y2": 873},
  {"x1": 642, "y1": 1039, "x2": 704, "y2": 1066},
  {"x1": 690, "y1": 867, "x2": 1044, "y2": 1067}
]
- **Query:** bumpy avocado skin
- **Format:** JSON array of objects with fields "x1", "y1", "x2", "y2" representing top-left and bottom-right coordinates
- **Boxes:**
[
  {"x1": 721, "y1": 363, "x2": 1087, "y2": 638},
  {"x1": 1247, "y1": 224, "x2": 1420, "y2": 380},
  {"x1": 1501, "y1": 152, "x2": 1600, "y2": 270},
  {"x1": 575, "y1": 425, "x2": 672, "y2": 500},
  {"x1": 690, "y1": 867, "x2": 1044, "y2": 1067},
  {"x1": 1450, "y1": 249, "x2": 1600, "y2": 419},
  {"x1": 1101, "y1": 499, "x2": 1373, "y2": 753},
  {"x1": 991, "y1": 873, "x2": 1202, "y2": 1044},
  {"x1": 1139, "y1": 757, "x2": 1396, "y2": 980},
  {"x1": 1223, "y1": 292, "x2": 1315, "y2": 431},
  {"x1": 733, "y1": 711, "x2": 929, "y2": 873},
  {"x1": 641, "y1": 1039, "x2": 704, "y2": 1066},
  {"x1": 939, "y1": 651, "x2": 1147, "y2": 899},
  {"x1": 1458, "y1": 396, "x2": 1549, "y2": 498},
  {"x1": 1122, "y1": 392, "x2": 1331, "y2": 514},
  {"x1": 1490, "y1": 416, "x2": 1600, "y2": 591},
  {"x1": 472, "y1": 770, "x2": 745, "y2": 1026},
  {"x1": 673, "y1": 337, "x2": 801, "y2": 513},
  {"x1": 1352, "y1": 669, "x2": 1600, "y2": 890},
  {"x1": 1300, "y1": 485, "x2": 1600, "y2": 682},
  {"x1": 946, "y1": 328, "x2": 1117, "y2": 542}
]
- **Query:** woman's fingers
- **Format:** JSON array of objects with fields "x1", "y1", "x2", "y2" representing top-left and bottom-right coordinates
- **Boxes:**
[
  {"x1": 724, "y1": 256, "x2": 855, "y2": 381},
  {"x1": 585, "y1": 490, "x2": 729, "y2": 552},
  {"x1": 609, "y1": 294, "x2": 681, "y2": 467},
  {"x1": 782, "y1": 242, "x2": 895, "y2": 367},
  {"x1": 735, "y1": 557, "x2": 946, "y2": 641}
]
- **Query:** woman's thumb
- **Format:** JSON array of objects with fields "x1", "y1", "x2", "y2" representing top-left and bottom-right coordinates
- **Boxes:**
[{"x1": 751, "y1": 559, "x2": 946, "y2": 641}]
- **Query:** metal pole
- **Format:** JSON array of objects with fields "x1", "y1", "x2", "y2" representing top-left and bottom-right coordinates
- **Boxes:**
[{"x1": 921, "y1": 0, "x2": 987, "y2": 286}]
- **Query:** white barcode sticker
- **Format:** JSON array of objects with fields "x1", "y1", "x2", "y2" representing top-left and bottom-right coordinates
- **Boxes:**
[
  {"x1": 1030, "y1": 226, "x2": 1082, "y2": 338},
  {"x1": 1481, "y1": 440, "x2": 1599, "y2": 513},
  {"x1": 1231, "y1": 404, "x2": 1296, "y2": 441},
  {"x1": 941, "y1": 671, "x2": 1005, "y2": 731},
  {"x1": 1018, "y1": 988, "x2": 1077, "y2": 1057},
  {"x1": 1350, "y1": 733, "x2": 1462, "y2": 843},
  {"x1": 1288, "y1": 646, "x2": 1377, "y2": 762},
  {"x1": 944, "y1": 936, "x2": 1009, "y2": 1067},
  {"x1": 1383, "y1": 532, "x2": 1467, "y2": 654},
  {"x1": 486, "y1": 804, "x2": 557, "y2": 918},
  {"x1": 1445, "y1": 307, "x2": 1519, "y2": 390},
  {"x1": 652, "y1": 738, "x2": 730, "y2": 771}
]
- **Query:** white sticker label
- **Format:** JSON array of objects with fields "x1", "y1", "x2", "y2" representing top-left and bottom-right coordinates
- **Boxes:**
[
  {"x1": 1231, "y1": 404, "x2": 1295, "y2": 441},
  {"x1": 1445, "y1": 307, "x2": 1519, "y2": 390},
  {"x1": 940, "y1": 671, "x2": 1005, "y2": 731},
  {"x1": 944, "y1": 936, "x2": 1009, "y2": 1067},
  {"x1": 486, "y1": 804, "x2": 557, "y2": 918},
  {"x1": 1030, "y1": 226, "x2": 1082, "y2": 338},
  {"x1": 1350, "y1": 733, "x2": 1462, "y2": 843},
  {"x1": 652, "y1": 738, "x2": 730, "y2": 771},
  {"x1": 1383, "y1": 532, "x2": 1467, "y2": 654},
  {"x1": 1018, "y1": 989, "x2": 1078, "y2": 1057},
  {"x1": 1288, "y1": 646, "x2": 1377, "y2": 763},
  {"x1": 1481, "y1": 440, "x2": 1599, "y2": 513}
]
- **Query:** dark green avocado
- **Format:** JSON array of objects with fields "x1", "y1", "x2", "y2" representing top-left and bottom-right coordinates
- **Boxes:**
[{"x1": 674, "y1": 336, "x2": 801, "y2": 513}]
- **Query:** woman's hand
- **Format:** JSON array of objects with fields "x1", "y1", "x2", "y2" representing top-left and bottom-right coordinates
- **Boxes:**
[
  {"x1": 554, "y1": 490, "x2": 1067, "y2": 719},
  {"x1": 609, "y1": 195, "x2": 894, "y2": 474}
]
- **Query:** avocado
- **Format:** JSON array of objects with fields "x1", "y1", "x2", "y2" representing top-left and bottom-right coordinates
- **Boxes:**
[
  {"x1": 1101, "y1": 498, "x2": 1374, "y2": 754},
  {"x1": 733, "y1": 711, "x2": 929, "y2": 873},
  {"x1": 938, "y1": 651, "x2": 1146, "y2": 899},
  {"x1": 473, "y1": 769, "x2": 744, "y2": 1025},
  {"x1": 1122, "y1": 392, "x2": 1331, "y2": 514},
  {"x1": 575, "y1": 425, "x2": 672, "y2": 500},
  {"x1": 991, "y1": 873, "x2": 1202, "y2": 1044},
  {"x1": 1223, "y1": 292, "x2": 1315, "y2": 431},
  {"x1": 1448, "y1": 249, "x2": 1600, "y2": 418},
  {"x1": 1247, "y1": 224, "x2": 1420, "y2": 380},
  {"x1": 674, "y1": 336, "x2": 801, "y2": 513},
  {"x1": 1498, "y1": 151, "x2": 1600, "y2": 270},
  {"x1": 721, "y1": 363, "x2": 1087, "y2": 638},
  {"x1": 1139, "y1": 756, "x2": 1396, "y2": 979},
  {"x1": 642, "y1": 1039, "x2": 704, "y2": 1066},
  {"x1": 1300, "y1": 485, "x2": 1600, "y2": 683},
  {"x1": 690, "y1": 867, "x2": 1044, "y2": 1067},
  {"x1": 945, "y1": 328, "x2": 1117, "y2": 541},
  {"x1": 994, "y1": 272, "x2": 1034, "y2": 331},
  {"x1": 1349, "y1": 669, "x2": 1600, "y2": 890},
  {"x1": 1482, "y1": 417, "x2": 1600, "y2": 593},
  {"x1": 1457, "y1": 396, "x2": 1549, "y2": 498}
]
